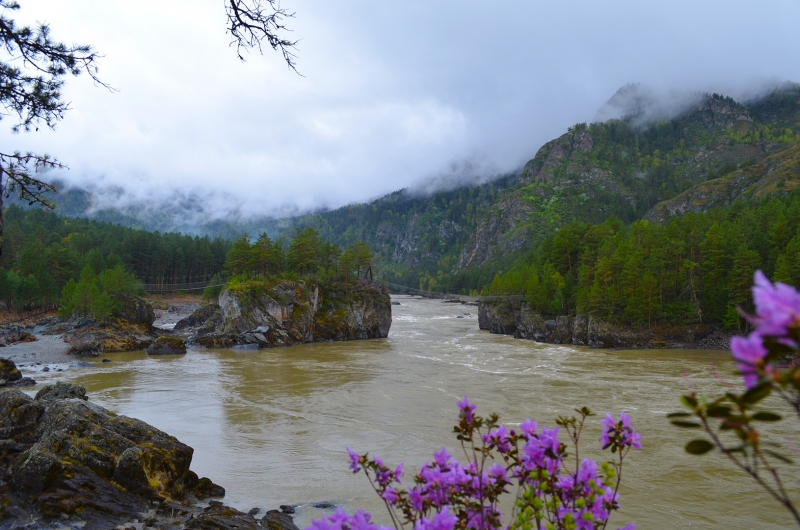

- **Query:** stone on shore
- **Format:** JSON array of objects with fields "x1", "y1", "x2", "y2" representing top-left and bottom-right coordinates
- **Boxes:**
[
  {"x1": 262, "y1": 511, "x2": 301, "y2": 530},
  {"x1": 147, "y1": 336, "x2": 188, "y2": 355}
]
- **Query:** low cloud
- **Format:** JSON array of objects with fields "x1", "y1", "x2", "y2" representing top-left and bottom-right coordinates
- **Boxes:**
[{"x1": 2, "y1": 1, "x2": 799, "y2": 223}]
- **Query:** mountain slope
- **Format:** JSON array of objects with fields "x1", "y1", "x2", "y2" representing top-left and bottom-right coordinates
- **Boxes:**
[{"x1": 457, "y1": 85, "x2": 800, "y2": 270}]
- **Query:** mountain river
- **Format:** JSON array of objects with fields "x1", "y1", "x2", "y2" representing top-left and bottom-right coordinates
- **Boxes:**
[{"x1": 24, "y1": 295, "x2": 793, "y2": 529}]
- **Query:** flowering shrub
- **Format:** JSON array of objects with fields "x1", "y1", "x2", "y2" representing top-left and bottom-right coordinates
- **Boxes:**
[
  {"x1": 309, "y1": 399, "x2": 639, "y2": 530},
  {"x1": 671, "y1": 271, "x2": 800, "y2": 525}
]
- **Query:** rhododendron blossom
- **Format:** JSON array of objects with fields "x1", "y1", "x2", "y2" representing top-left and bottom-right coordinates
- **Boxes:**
[{"x1": 311, "y1": 398, "x2": 639, "y2": 530}]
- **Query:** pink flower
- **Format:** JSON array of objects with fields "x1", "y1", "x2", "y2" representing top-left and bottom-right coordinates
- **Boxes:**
[
  {"x1": 731, "y1": 333, "x2": 767, "y2": 388},
  {"x1": 457, "y1": 396, "x2": 476, "y2": 423},
  {"x1": 750, "y1": 270, "x2": 800, "y2": 337}
]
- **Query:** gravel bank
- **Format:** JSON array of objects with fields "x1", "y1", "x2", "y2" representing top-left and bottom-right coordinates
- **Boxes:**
[{"x1": 0, "y1": 334, "x2": 73, "y2": 364}]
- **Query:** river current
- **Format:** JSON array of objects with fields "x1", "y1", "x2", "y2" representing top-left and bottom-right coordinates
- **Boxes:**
[{"x1": 26, "y1": 296, "x2": 791, "y2": 528}]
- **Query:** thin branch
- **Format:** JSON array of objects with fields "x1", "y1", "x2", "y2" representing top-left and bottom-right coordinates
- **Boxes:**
[{"x1": 225, "y1": 0, "x2": 300, "y2": 73}]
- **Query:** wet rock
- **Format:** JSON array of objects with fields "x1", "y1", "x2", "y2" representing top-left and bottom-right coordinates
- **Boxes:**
[
  {"x1": 195, "y1": 476, "x2": 226, "y2": 498},
  {"x1": 262, "y1": 511, "x2": 301, "y2": 530},
  {"x1": 69, "y1": 361, "x2": 94, "y2": 368},
  {"x1": 102, "y1": 358, "x2": 113, "y2": 362},
  {"x1": 0, "y1": 386, "x2": 226, "y2": 528},
  {"x1": 65, "y1": 334, "x2": 102, "y2": 357},
  {"x1": 279, "y1": 505, "x2": 295, "y2": 514},
  {"x1": 0, "y1": 325, "x2": 36, "y2": 346},
  {"x1": 391, "y1": 301, "x2": 401, "y2": 306},
  {"x1": 189, "y1": 505, "x2": 260, "y2": 530},
  {"x1": 248, "y1": 508, "x2": 261, "y2": 516},
  {"x1": 313, "y1": 502, "x2": 335, "y2": 509},
  {"x1": 6, "y1": 376, "x2": 35, "y2": 387},
  {"x1": 35, "y1": 382, "x2": 87, "y2": 402},
  {"x1": 147, "y1": 337, "x2": 187, "y2": 356},
  {"x1": 0, "y1": 358, "x2": 22, "y2": 384}
]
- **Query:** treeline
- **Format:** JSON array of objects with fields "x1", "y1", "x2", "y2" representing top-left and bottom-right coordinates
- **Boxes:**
[
  {"x1": 0, "y1": 205, "x2": 231, "y2": 310},
  {"x1": 58, "y1": 263, "x2": 142, "y2": 320},
  {"x1": 486, "y1": 189, "x2": 800, "y2": 330},
  {"x1": 206, "y1": 227, "x2": 374, "y2": 299}
]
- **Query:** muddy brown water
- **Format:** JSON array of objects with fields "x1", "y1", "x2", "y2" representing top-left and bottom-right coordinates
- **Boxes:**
[{"x1": 24, "y1": 295, "x2": 794, "y2": 529}]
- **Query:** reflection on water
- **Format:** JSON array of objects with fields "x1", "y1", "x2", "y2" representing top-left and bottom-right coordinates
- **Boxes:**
[{"x1": 26, "y1": 296, "x2": 791, "y2": 529}]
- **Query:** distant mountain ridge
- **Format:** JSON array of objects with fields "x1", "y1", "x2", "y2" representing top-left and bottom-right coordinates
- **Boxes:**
[{"x1": 16, "y1": 82, "x2": 800, "y2": 294}]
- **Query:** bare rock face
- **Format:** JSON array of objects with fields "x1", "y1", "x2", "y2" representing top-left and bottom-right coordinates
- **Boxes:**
[
  {"x1": 479, "y1": 300, "x2": 723, "y2": 349},
  {"x1": 180, "y1": 280, "x2": 392, "y2": 349}
]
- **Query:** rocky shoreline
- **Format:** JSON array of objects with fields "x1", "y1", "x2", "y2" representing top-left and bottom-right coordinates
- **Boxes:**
[
  {"x1": 0, "y1": 363, "x2": 308, "y2": 530},
  {"x1": 478, "y1": 299, "x2": 733, "y2": 350}
]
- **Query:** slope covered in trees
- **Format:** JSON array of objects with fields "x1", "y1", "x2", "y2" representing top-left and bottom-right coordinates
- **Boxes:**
[
  {"x1": 485, "y1": 189, "x2": 800, "y2": 330},
  {"x1": 0, "y1": 205, "x2": 231, "y2": 310}
]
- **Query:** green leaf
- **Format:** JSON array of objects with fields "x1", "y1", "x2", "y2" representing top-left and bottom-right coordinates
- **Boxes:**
[
  {"x1": 752, "y1": 412, "x2": 782, "y2": 422},
  {"x1": 670, "y1": 420, "x2": 701, "y2": 428},
  {"x1": 685, "y1": 439, "x2": 714, "y2": 455},
  {"x1": 765, "y1": 450, "x2": 794, "y2": 464},
  {"x1": 666, "y1": 412, "x2": 692, "y2": 418},
  {"x1": 742, "y1": 382, "x2": 772, "y2": 405},
  {"x1": 680, "y1": 395, "x2": 699, "y2": 409},
  {"x1": 707, "y1": 405, "x2": 732, "y2": 418},
  {"x1": 726, "y1": 392, "x2": 744, "y2": 407}
]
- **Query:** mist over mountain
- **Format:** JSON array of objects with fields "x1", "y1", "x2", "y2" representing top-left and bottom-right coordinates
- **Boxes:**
[{"x1": 23, "y1": 80, "x2": 799, "y2": 241}]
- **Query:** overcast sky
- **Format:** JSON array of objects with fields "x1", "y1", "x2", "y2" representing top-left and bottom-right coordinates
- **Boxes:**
[{"x1": 3, "y1": 1, "x2": 800, "y2": 218}]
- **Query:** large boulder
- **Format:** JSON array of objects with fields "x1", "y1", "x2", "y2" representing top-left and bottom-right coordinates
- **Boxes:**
[
  {"x1": 35, "y1": 381, "x2": 87, "y2": 402},
  {"x1": 262, "y1": 511, "x2": 301, "y2": 530},
  {"x1": 0, "y1": 358, "x2": 21, "y2": 384},
  {"x1": 147, "y1": 336, "x2": 188, "y2": 355},
  {"x1": 116, "y1": 295, "x2": 156, "y2": 326},
  {"x1": 0, "y1": 369, "x2": 226, "y2": 528}
]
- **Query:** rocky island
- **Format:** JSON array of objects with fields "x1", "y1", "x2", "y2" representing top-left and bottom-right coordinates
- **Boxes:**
[{"x1": 177, "y1": 279, "x2": 392, "y2": 349}]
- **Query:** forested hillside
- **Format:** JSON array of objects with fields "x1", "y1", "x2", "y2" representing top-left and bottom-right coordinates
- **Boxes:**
[
  {"x1": 273, "y1": 84, "x2": 800, "y2": 295},
  {"x1": 0, "y1": 206, "x2": 231, "y2": 310},
  {"x1": 485, "y1": 189, "x2": 800, "y2": 329}
]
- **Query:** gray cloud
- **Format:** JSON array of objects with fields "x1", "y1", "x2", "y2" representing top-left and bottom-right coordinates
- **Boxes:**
[{"x1": 3, "y1": 0, "x2": 800, "y2": 220}]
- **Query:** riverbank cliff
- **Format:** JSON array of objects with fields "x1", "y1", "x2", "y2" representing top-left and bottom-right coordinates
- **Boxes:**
[
  {"x1": 177, "y1": 279, "x2": 392, "y2": 349},
  {"x1": 478, "y1": 299, "x2": 731, "y2": 350}
]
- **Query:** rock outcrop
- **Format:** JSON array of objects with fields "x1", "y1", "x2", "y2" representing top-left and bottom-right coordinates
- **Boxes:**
[
  {"x1": 0, "y1": 325, "x2": 36, "y2": 347},
  {"x1": 147, "y1": 336, "x2": 188, "y2": 355},
  {"x1": 179, "y1": 280, "x2": 392, "y2": 349},
  {"x1": 479, "y1": 299, "x2": 728, "y2": 349},
  {"x1": 44, "y1": 295, "x2": 158, "y2": 356},
  {"x1": 0, "y1": 370, "x2": 246, "y2": 529}
]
